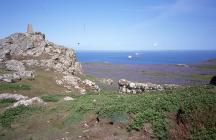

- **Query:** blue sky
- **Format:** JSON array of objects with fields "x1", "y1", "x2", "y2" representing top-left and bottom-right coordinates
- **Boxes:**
[{"x1": 0, "y1": 0, "x2": 216, "y2": 50}]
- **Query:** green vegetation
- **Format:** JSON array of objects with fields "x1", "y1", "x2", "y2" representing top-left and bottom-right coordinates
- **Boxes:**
[
  {"x1": 0, "y1": 106, "x2": 41, "y2": 127},
  {"x1": 97, "y1": 86, "x2": 216, "y2": 139},
  {"x1": 97, "y1": 91, "x2": 178, "y2": 138},
  {"x1": 80, "y1": 74, "x2": 97, "y2": 82},
  {"x1": 0, "y1": 99, "x2": 17, "y2": 108},
  {"x1": 141, "y1": 70, "x2": 180, "y2": 78},
  {"x1": 48, "y1": 86, "x2": 216, "y2": 139},
  {"x1": 41, "y1": 94, "x2": 63, "y2": 102},
  {"x1": 0, "y1": 99, "x2": 16, "y2": 104},
  {"x1": 0, "y1": 85, "x2": 215, "y2": 139},
  {"x1": 194, "y1": 65, "x2": 216, "y2": 70},
  {"x1": 191, "y1": 74, "x2": 213, "y2": 80},
  {"x1": 20, "y1": 68, "x2": 66, "y2": 96},
  {"x1": 181, "y1": 86, "x2": 216, "y2": 139},
  {"x1": 0, "y1": 68, "x2": 9, "y2": 74},
  {"x1": 0, "y1": 83, "x2": 31, "y2": 91}
]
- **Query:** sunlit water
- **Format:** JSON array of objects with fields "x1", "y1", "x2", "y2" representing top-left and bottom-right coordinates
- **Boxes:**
[{"x1": 77, "y1": 50, "x2": 216, "y2": 64}]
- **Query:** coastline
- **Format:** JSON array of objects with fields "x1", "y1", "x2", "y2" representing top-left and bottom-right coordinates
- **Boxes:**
[{"x1": 81, "y1": 59, "x2": 216, "y2": 85}]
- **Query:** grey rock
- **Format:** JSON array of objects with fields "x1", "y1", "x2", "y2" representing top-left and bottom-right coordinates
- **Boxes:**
[
  {"x1": 100, "y1": 78, "x2": 114, "y2": 85},
  {"x1": 82, "y1": 79, "x2": 100, "y2": 92},
  {"x1": 0, "y1": 30, "x2": 84, "y2": 92},
  {"x1": 0, "y1": 93, "x2": 28, "y2": 101},
  {"x1": 11, "y1": 97, "x2": 46, "y2": 108},
  {"x1": 13, "y1": 71, "x2": 34, "y2": 79},
  {"x1": 22, "y1": 59, "x2": 39, "y2": 66},
  {"x1": 0, "y1": 73, "x2": 20, "y2": 82},
  {"x1": 0, "y1": 49, "x2": 11, "y2": 62},
  {"x1": 56, "y1": 76, "x2": 100, "y2": 94},
  {"x1": 64, "y1": 96, "x2": 74, "y2": 101},
  {"x1": 5, "y1": 60, "x2": 25, "y2": 71},
  {"x1": 0, "y1": 71, "x2": 34, "y2": 83},
  {"x1": 0, "y1": 32, "x2": 82, "y2": 75},
  {"x1": 118, "y1": 79, "x2": 179, "y2": 94},
  {"x1": 56, "y1": 75, "x2": 86, "y2": 94}
]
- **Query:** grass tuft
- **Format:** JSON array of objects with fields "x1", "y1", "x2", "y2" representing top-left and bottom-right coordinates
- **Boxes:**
[
  {"x1": 0, "y1": 106, "x2": 41, "y2": 128},
  {"x1": 41, "y1": 94, "x2": 62, "y2": 102},
  {"x1": 0, "y1": 83, "x2": 31, "y2": 91},
  {"x1": 191, "y1": 74, "x2": 213, "y2": 80},
  {"x1": 0, "y1": 99, "x2": 17, "y2": 104}
]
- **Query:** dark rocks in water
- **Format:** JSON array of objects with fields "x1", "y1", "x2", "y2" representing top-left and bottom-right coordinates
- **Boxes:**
[{"x1": 209, "y1": 76, "x2": 216, "y2": 86}]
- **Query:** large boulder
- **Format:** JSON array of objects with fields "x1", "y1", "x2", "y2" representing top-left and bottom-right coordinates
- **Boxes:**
[
  {"x1": 0, "y1": 93, "x2": 28, "y2": 101},
  {"x1": 56, "y1": 76, "x2": 101, "y2": 94},
  {"x1": 11, "y1": 97, "x2": 46, "y2": 108},
  {"x1": 0, "y1": 59, "x2": 34, "y2": 83},
  {"x1": 83, "y1": 79, "x2": 100, "y2": 92},
  {"x1": 5, "y1": 60, "x2": 25, "y2": 71},
  {"x1": 56, "y1": 75, "x2": 86, "y2": 94},
  {"x1": 0, "y1": 49, "x2": 11, "y2": 62},
  {"x1": 0, "y1": 70, "x2": 34, "y2": 83},
  {"x1": 0, "y1": 93, "x2": 46, "y2": 108}
]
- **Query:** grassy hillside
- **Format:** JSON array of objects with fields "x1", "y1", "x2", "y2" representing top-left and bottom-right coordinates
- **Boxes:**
[
  {"x1": 0, "y1": 81, "x2": 216, "y2": 139},
  {"x1": 0, "y1": 64, "x2": 216, "y2": 139}
]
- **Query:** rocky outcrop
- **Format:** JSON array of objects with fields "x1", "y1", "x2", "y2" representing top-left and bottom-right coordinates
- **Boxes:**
[
  {"x1": 12, "y1": 97, "x2": 46, "y2": 108},
  {"x1": 0, "y1": 30, "x2": 98, "y2": 94},
  {"x1": 0, "y1": 32, "x2": 82, "y2": 75},
  {"x1": 56, "y1": 75, "x2": 86, "y2": 94},
  {"x1": 0, "y1": 71, "x2": 34, "y2": 83},
  {"x1": 118, "y1": 79, "x2": 179, "y2": 94},
  {"x1": 0, "y1": 93, "x2": 28, "y2": 101},
  {"x1": 82, "y1": 79, "x2": 100, "y2": 92},
  {"x1": 56, "y1": 75, "x2": 100, "y2": 94},
  {"x1": 0, "y1": 60, "x2": 34, "y2": 82},
  {"x1": 5, "y1": 60, "x2": 25, "y2": 71},
  {"x1": 0, "y1": 93, "x2": 46, "y2": 108}
]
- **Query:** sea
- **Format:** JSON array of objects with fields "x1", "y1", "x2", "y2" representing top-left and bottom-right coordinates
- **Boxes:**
[{"x1": 77, "y1": 50, "x2": 216, "y2": 64}]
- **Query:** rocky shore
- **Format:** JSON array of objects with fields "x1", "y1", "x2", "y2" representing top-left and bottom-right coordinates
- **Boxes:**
[{"x1": 82, "y1": 62, "x2": 216, "y2": 85}]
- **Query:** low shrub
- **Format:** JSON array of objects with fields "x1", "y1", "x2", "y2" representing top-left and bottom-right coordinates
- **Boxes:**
[
  {"x1": 41, "y1": 94, "x2": 62, "y2": 102},
  {"x1": 0, "y1": 106, "x2": 40, "y2": 127},
  {"x1": 0, "y1": 98, "x2": 16, "y2": 104},
  {"x1": 0, "y1": 83, "x2": 31, "y2": 91},
  {"x1": 97, "y1": 86, "x2": 216, "y2": 139}
]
